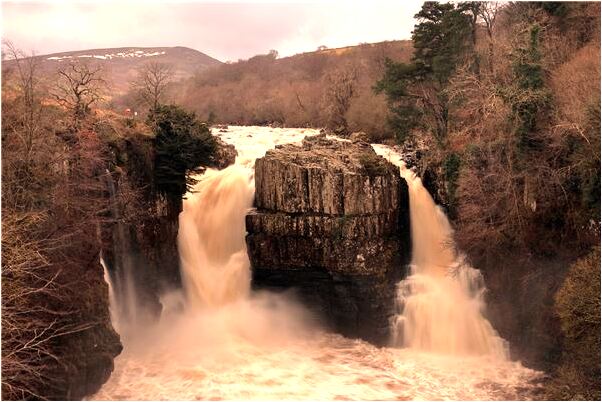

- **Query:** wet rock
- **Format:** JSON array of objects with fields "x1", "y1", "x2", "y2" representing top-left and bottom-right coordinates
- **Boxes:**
[
  {"x1": 59, "y1": 258, "x2": 123, "y2": 400},
  {"x1": 247, "y1": 135, "x2": 411, "y2": 345},
  {"x1": 255, "y1": 135, "x2": 400, "y2": 215},
  {"x1": 210, "y1": 136, "x2": 237, "y2": 169},
  {"x1": 102, "y1": 131, "x2": 237, "y2": 328}
]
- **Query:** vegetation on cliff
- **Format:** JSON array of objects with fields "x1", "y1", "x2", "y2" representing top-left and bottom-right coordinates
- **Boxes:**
[
  {"x1": 549, "y1": 247, "x2": 601, "y2": 400},
  {"x1": 378, "y1": 1, "x2": 600, "y2": 258},
  {"x1": 1, "y1": 42, "x2": 221, "y2": 399},
  {"x1": 374, "y1": 2, "x2": 476, "y2": 144},
  {"x1": 150, "y1": 105, "x2": 217, "y2": 201},
  {"x1": 1, "y1": 43, "x2": 121, "y2": 399},
  {"x1": 374, "y1": 1, "x2": 600, "y2": 396}
]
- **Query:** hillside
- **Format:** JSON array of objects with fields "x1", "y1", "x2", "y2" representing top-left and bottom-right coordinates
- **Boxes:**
[
  {"x1": 31, "y1": 46, "x2": 222, "y2": 94},
  {"x1": 171, "y1": 40, "x2": 414, "y2": 141}
]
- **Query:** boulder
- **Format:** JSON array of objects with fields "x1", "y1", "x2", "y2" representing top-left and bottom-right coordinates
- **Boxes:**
[
  {"x1": 210, "y1": 136, "x2": 237, "y2": 169},
  {"x1": 246, "y1": 134, "x2": 410, "y2": 344}
]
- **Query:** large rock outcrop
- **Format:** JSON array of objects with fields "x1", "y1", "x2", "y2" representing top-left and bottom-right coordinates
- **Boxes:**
[
  {"x1": 54, "y1": 254, "x2": 123, "y2": 400},
  {"x1": 246, "y1": 135, "x2": 410, "y2": 344}
]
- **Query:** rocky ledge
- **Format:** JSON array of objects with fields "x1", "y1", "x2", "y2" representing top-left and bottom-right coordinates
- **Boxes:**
[
  {"x1": 246, "y1": 134, "x2": 410, "y2": 344},
  {"x1": 211, "y1": 136, "x2": 237, "y2": 169}
]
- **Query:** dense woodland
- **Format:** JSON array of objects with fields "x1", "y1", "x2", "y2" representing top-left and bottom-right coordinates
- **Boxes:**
[
  {"x1": 399, "y1": 4, "x2": 600, "y2": 399},
  {"x1": 378, "y1": 3, "x2": 599, "y2": 398},
  {"x1": 1, "y1": 1, "x2": 601, "y2": 400}
]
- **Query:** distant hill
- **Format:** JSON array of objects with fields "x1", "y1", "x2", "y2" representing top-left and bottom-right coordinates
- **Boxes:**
[
  {"x1": 174, "y1": 40, "x2": 414, "y2": 141},
  {"x1": 5, "y1": 41, "x2": 413, "y2": 135},
  {"x1": 31, "y1": 46, "x2": 222, "y2": 94}
]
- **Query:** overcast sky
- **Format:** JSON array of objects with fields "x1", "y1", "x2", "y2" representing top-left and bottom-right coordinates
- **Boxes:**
[{"x1": 2, "y1": 0, "x2": 423, "y2": 61}]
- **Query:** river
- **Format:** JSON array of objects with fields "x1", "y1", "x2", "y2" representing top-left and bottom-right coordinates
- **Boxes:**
[{"x1": 93, "y1": 126, "x2": 542, "y2": 401}]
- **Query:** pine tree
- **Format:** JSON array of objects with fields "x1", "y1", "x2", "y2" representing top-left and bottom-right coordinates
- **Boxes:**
[
  {"x1": 375, "y1": 1, "x2": 474, "y2": 144},
  {"x1": 149, "y1": 105, "x2": 217, "y2": 200}
]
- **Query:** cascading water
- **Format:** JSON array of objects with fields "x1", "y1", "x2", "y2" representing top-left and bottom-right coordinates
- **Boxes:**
[
  {"x1": 372, "y1": 145, "x2": 508, "y2": 358},
  {"x1": 178, "y1": 166, "x2": 255, "y2": 307},
  {"x1": 94, "y1": 126, "x2": 541, "y2": 401},
  {"x1": 100, "y1": 255, "x2": 117, "y2": 327},
  {"x1": 102, "y1": 169, "x2": 143, "y2": 334}
]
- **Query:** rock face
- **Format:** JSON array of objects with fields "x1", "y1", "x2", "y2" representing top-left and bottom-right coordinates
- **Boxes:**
[
  {"x1": 246, "y1": 135, "x2": 410, "y2": 344},
  {"x1": 211, "y1": 136, "x2": 238, "y2": 169},
  {"x1": 102, "y1": 132, "x2": 237, "y2": 324},
  {"x1": 56, "y1": 257, "x2": 122, "y2": 400}
]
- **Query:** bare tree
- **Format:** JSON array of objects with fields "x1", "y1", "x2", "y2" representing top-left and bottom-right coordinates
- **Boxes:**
[
  {"x1": 2, "y1": 44, "x2": 119, "y2": 399},
  {"x1": 130, "y1": 61, "x2": 173, "y2": 111},
  {"x1": 2, "y1": 40, "x2": 43, "y2": 165},
  {"x1": 1, "y1": 211, "x2": 97, "y2": 400},
  {"x1": 373, "y1": 42, "x2": 391, "y2": 75},
  {"x1": 52, "y1": 60, "x2": 105, "y2": 126},
  {"x1": 323, "y1": 65, "x2": 358, "y2": 135},
  {"x1": 479, "y1": 2, "x2": 501, "y2": 74}
]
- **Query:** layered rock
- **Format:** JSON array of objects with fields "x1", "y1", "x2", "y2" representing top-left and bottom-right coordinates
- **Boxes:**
[{"x1": 246, "y1": 135, "x2": 410, "y2": 344}]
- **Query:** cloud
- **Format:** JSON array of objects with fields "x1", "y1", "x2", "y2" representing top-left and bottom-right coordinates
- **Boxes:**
[{"x1": 1, "y1": 0, "x2": 422, "y2": 61}]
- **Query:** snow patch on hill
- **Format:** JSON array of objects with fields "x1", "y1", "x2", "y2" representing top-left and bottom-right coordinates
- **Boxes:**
[{"x1": 47, "y1": 50, "x2": 167, "y2": 61}]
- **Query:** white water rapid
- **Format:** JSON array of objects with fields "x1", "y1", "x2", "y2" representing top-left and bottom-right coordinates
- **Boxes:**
[{"x1": 94, "y1": 126, "x2": 542, "y2": 401}]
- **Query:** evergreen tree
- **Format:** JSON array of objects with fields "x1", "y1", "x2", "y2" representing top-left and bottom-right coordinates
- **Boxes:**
[
  {"x1": 504, "y1": 24, "x2": 550, "y2": 149},
  {"x1": 149, "y1": 105, "x2": 217, "y2": 200},
  {"x1": 373, "y1": 61, "x2": 422, "y2": 143},
  {"x1": 375, "y1": 1, "x2": 474, "y2": 144}
]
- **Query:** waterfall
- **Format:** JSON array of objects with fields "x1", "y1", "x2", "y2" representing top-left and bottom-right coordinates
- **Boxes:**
[
  {"x1": 100, "y1": 254, "x2": 117, "y2": 326},
  {"x1": 94, "y1": 127, "x2": 541, "y2": 401},
  {"x1": 103, "y1": 169, "x2": 144, "y2": 333},
  {"x1": 178, "y1": 166, "x2": 255, "y2": 307},
  {"x1": 177, "y1": 128, "x2": 308, "y2": 308},
  {"x1": 372, "y1": 145, "x2": 509, "y2": 358},
  {"x1": 176, "y1": 135, "x2": 508, "y2": 357}
]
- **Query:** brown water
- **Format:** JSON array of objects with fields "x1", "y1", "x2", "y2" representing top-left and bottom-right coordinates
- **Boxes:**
[
  {"x1": 93, "y1": 126, "x2": 543, "y2": 401},
  {"x1": 372, "y1": 145, "x2": 509, "y2": 358}
]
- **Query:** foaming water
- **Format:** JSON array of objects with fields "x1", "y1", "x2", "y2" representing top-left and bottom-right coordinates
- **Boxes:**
[
  {"x1": 178, "y1": 126, "x2": 309, "y2": 307},
  {"x1": 178, "y1": 166, "x2": 254, "y2": 307},
  {"x1": 94, "y1": 127, "x2": 541, "y2": 401},
  {"x1": 372, "y1": 145, "x2": 508, "y2": 357},
  {"x1": 94, "y1": 314, "x2": 539, "y2": 401}
]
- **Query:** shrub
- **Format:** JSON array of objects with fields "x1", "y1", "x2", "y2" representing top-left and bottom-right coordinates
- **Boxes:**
[
  {"x1": 551, "y1": 247, "x2": 601, "y2": 400},
  {"x1": 149, "y1": 105, "x2": 217, "y2": 200},
  {"x1": 359, "y1": 152, "x2": 388, "y2": 176}
]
